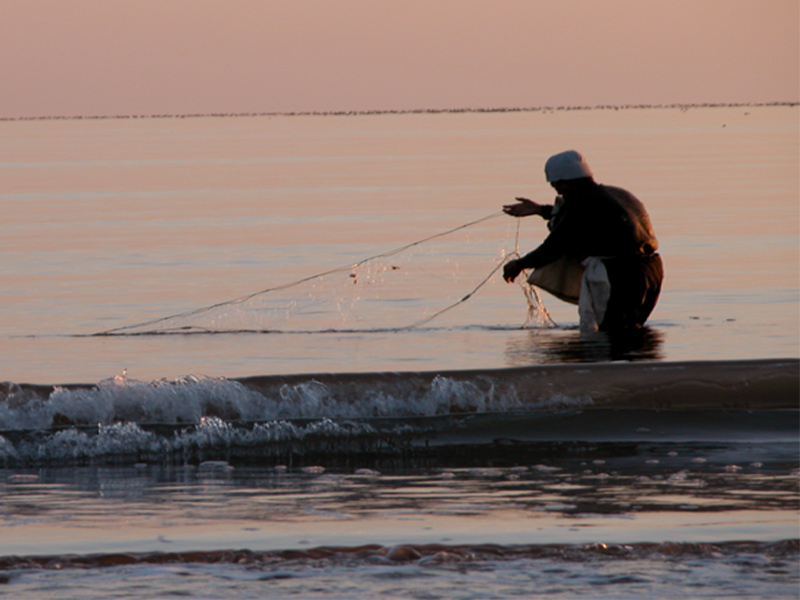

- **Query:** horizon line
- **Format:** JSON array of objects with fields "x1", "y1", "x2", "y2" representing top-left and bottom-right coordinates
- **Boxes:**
[{"x1": 1, "y1": 101, "x2": 797, "y2": 123}]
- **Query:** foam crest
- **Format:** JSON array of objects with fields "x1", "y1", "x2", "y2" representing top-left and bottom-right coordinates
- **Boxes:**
[
  {"x1": 37, "y1": 423, "x2": 161, "y2": 461},
  {"x1": 0, "y1": 375, "x2": 275, "y2": 431},
  {"x1": 2, "y1": 416, "x2": 384, "y2": 465},
  {"x1": 1, "y1": 373, "x2": 535, "y2": 431},
  {"x1": 278, "y1": 381, "x2": 348, "y2": 419},
  {"x1": 0, "y1": 371, "x2": 552, "y2": 465}
]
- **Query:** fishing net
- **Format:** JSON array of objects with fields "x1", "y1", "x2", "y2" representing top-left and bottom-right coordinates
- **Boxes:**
[{"x1": 96, "y1": 213, "x2": 555, "y2": 336}]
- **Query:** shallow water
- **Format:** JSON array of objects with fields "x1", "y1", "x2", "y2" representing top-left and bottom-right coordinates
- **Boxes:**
[
  {"x1": 5, "y1": 542, "x2": 797, "y2": 600},
  {"x1": 1, "y1": 453, "x2": 798, "y2": 599},
  {"x1": 0, "y1": 106, "x2": 798, "y2": 598},
  {"x1": 2, "y1": 437, "x2": 798, "y2": 554},
  {"x1": 1, "y1": 105, "x2": 797, "y2": 383}
]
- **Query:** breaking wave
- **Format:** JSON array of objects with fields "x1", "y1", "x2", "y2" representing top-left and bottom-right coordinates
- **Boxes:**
[{"x1": 0, "y1": 359, "x2": 796, "y2": 466}]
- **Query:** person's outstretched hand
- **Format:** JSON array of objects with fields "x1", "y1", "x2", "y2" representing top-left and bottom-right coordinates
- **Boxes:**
[
  {"x1": 502, "y1": 197, "x2": 543, "y2": 217},
  {"x1": 503, "y1": 258, "x2": 523, "y2": 283}
]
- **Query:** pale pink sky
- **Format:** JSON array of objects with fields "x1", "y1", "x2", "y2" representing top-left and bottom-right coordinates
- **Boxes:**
[{"x1": 1, "y1": 0, "x2": 797, "y2": 118}]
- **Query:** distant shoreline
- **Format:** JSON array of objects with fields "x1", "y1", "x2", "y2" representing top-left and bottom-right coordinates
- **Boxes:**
[{"x1": 1, "y1": 101, "x2": 797, "y2": 123}]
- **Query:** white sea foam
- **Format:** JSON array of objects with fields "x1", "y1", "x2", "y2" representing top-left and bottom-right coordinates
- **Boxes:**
[
  {"x1": 1, "y1": 416, "x2": 383, "y2": 464},
  {"x1": 0, "y1": 372, "x2": 583, "y2": 432},
  {"x1": 0, "y1": 371, "x2": 597, "y2": 464}
]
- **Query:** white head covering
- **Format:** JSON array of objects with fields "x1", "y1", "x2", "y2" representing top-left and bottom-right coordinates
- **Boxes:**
[{"x1": 544, "y1": 150, "x2": 593, "y2": 182}]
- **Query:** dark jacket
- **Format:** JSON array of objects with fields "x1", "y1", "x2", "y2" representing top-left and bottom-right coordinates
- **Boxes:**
[{"x1": 517, "y1": 181, "x2": 658, "y2": 270}]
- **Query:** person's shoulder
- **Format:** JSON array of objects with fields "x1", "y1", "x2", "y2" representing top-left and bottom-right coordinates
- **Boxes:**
[
  {"x1": 598, "y1": 184, "x2": 647, "y2": 206},
  {"x1": 599, "y1": 184, "x2": 655, "y2": 223},
  {"x1": 599, "y1": 184, "x2": 637, "y2": 199}
]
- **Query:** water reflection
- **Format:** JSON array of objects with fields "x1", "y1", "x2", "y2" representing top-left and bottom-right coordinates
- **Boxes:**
[
  {"x1": 2, "y1": 440, "x2": 797, "y2": 531},
  {"x1": 506, "y1": 326, "x2": 664, "y2": 365}
]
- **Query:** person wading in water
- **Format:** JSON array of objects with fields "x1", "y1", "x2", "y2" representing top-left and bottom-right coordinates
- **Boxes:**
[{"x1": 503, "y1": 150, "x2": 663, "y2": 332}]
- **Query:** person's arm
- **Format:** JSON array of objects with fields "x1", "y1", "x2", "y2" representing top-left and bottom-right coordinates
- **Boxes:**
[
  {"x1": 502, "y1": 197, "x2": 553, "y2": 219},
  {"x1": 503, "y1": 236, "x2": 567, "y2": 282},
  {"x1": 503, "y1": 201, "x2": 572, "y2": 282}
]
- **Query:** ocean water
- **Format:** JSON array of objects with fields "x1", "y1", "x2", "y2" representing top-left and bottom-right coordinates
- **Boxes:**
[{"x1": 0, "y1": 105, "x2": 798, "y2": 598}]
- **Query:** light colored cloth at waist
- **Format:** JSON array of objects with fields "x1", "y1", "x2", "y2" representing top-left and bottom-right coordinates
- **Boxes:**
[
  {"x1": 578, "y1": 257, "x2": 611, "y2": 332},
  {"x1": 526, "y1": 256, "x2": 584, "y2": 305}
]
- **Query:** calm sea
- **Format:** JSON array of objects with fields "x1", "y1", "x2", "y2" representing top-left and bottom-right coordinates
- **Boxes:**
[{"x1": 0, "y1": 106, "x2": 798, "y2": 598}]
